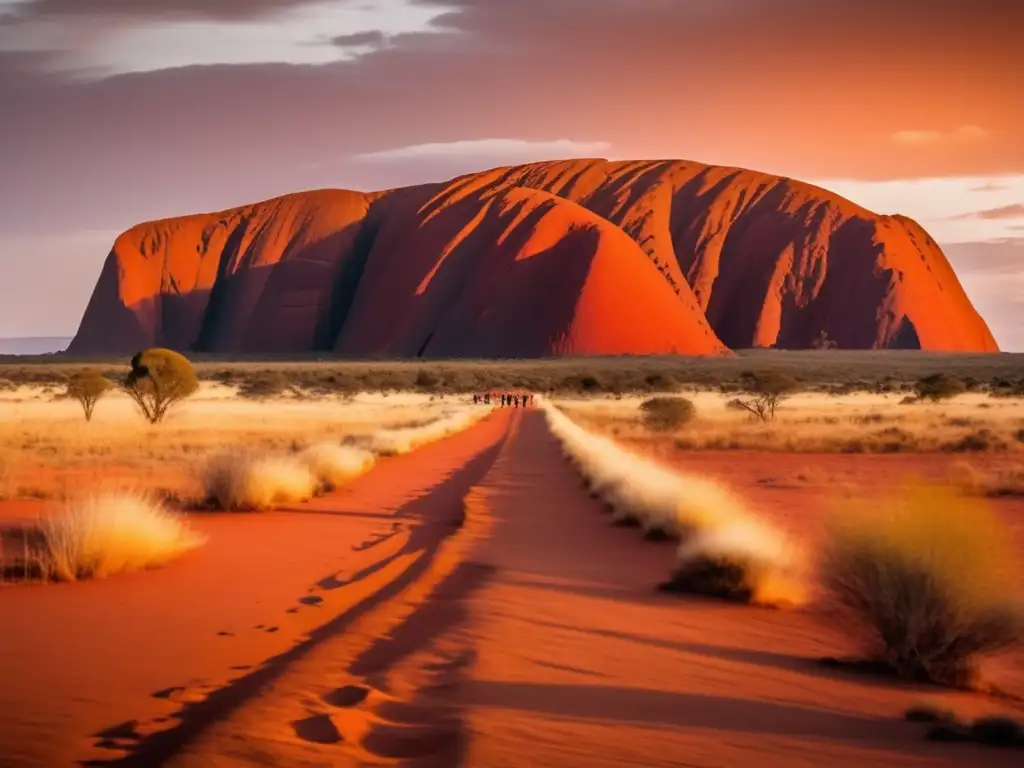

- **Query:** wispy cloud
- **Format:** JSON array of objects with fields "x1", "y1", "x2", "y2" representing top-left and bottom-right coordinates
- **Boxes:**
[
  {"x1": 970, "y1": 180, "x2": 1011, "y2": 192},
  {"x1": 352, "y1": 138, "x2": 613, "y2": 162},
  {"x1": 950, "y1": 203, "x2": 1024, "y2": 221},
  {"x1": 891, "y1": 125, "x2": 990, "y2": 145}
]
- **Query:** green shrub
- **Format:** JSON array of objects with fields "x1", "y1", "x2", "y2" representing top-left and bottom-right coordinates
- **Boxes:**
[
  {"x1": 123, "y1": 348, "x2": 199, "y2": 424},
  {"x1": 639, "y1": 397, "x2": 696, "y2": 431}
]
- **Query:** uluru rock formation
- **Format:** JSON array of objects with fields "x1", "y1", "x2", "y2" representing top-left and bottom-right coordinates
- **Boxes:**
[{"x1": 70, "y1": 159, "x2": 999, "y2": 356}]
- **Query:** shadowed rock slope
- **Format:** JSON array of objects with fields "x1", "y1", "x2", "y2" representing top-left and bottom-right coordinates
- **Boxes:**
[{"x1": 70, "y1": 159, "x2": 998, "y2": 356}]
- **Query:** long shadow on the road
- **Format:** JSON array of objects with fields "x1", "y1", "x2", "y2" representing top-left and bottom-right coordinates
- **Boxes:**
[{"x1": 82, "y1": 425, "x2": 509, "y2": 767}]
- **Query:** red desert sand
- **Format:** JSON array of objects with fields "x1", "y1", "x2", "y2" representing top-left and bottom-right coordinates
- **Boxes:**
[{"x1": 2, "y1": 408, "x2": 1022, "y2": 767}]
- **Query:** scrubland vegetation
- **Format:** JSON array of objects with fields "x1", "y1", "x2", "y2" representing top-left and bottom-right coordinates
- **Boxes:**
[
  {"x1": 564, "y1": 391, "x2": 1024, "y2": 457},
  {"x1": 1, "y1": 493, "x2": 205, "y2": 582},
  {"x1": 544, "y1": 402, "x2": 1023, "y2": 689},
  {"x1": 822, "y1": 485, "x2": 1022, "y2": 686},
  {"x1": 2, "y1": 349, "x2": 1023, "y2": 399},
  {"x1": 540, "y1": 399, "x2": 806, "y2": 607}
]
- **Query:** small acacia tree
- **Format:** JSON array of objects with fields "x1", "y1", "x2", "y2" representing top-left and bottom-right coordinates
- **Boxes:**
[
  {"x1": 66, "y1": 369, "x2": 112, "y2": 422},
  {"x1": 640, "y1": 397, "x2": 696, "y2": 431},
  {"x1": 732, "y1": 371, "x2": 798, "y2": 424},
  {"x1": 914, "y1": 373, "x2": 966, "y2": 403},
  {"x1": 124, "y1": 348, "x2": 199, "y2": 424}
]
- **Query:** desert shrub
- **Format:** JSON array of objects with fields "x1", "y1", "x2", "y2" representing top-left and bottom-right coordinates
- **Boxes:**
[
  {"x1": 123, "y1": 348, "x2": 199, "y2": 424},
  {"x1": 1015, "y1": 429, "x2": 1024, "y2": 444},
  {"x1": 914, "y1": 373, "x2": 966, "y2": 403},
  {"x1": 560, "y1": 373, "x2": 603, "y2": 394},
  {"x1": 821, "y1": 485, "x2": 1023, "y2": 686},
  {"x1": 970, "y1": 715, "x2": 1024, "y2": 747},
  {"x1": 35, "y1": 493, "x2": 205, "y2": 581},
  {"x1": 414, "y1": 369, "x2": 440, "y2": 390},
  {"x1": 724, "y1": 398, "x2": 747, "y2": 411},
  {"x1": 236, "y1": 371, "x2": 292, "y2": 399},
  {"x1": 665, "y1": 524, "x2": 806, "y2": 606},
  {"x1": 812, "y1": 330, "x2": 839, "y2": 350},
  {"x1": 201, "y1": 452, "x2": 317, "y2": 511},
  {"x1": 732, "y1": 371, "x2": 799, "y2": 423},
  {"x1": 298, "y1": 443, "x2": 375, "y2": 491},
  {"x1": 65, "y1": 368, "x2": 112, "y2": 421},
  {"x1": 643, "y1": 372, "x2": 677, "y2": 391},
  {"x1": 942, "y1": 429, "x2": 1004, "y2": 453},
  {"x1": 639, "y1": 397, "x2": 696, "y2": 432}
]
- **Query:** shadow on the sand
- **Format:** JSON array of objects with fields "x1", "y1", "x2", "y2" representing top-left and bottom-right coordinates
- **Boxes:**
[
  {"x1": 457, "y1": 680, "x2": 915, "y2": 746},
  {"x1": 80, "y1": 428, "x2": 508, "y2": 767}
]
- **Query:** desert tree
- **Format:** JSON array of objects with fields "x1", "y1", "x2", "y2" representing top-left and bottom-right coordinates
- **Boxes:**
[
  {"x1": 123, "y1": 348, "x2": 199, "y2": 424},
  {"x1": 65, "y1": 368, "x2": 112, "y2": 422},
  {"x1": 732, "y1": 371, "x2": 798, "y2": 424}
]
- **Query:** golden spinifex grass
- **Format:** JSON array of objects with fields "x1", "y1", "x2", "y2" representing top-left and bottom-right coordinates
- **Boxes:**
[
  {"x1": 298, "y1": 442, "x2": 376, "y2": 492},
  {"x1": 821, "y1": 484, "x2": 1023, "y2": 686},
  {"x1": 26, "y1": 493, "x2": 205, "y2": 581},
  {"x1": 540, "y1": 400, "x2": 805, "y2": 606},
  {"x1": 201, "y1": 452, "x2": 318, "y2": 511}
]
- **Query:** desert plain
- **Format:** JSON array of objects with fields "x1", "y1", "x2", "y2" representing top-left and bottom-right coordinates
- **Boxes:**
[{"x1": 0, "y1": 352, "x2": 1023, "y2": 767}]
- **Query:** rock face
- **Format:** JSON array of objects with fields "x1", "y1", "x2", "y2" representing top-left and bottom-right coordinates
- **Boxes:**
[{"x1": 70, "y1": 159, "x2": 999, "y2": 356}]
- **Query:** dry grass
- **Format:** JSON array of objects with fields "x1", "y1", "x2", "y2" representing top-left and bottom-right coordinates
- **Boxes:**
[
  {"x1": 197, "y1": 407, "x2": 489, "y2": 510},
  {"x1": 298, "y1": 443, "x2": 375, "y2": 491},
  {"x1": 821, "y1": 485, "x2": 1024, "y2": 687},
  {"x1": 0, "y1": 385, "x2": 464, "y2": 499},
  {"x1": 541, "y1": 400, "x2": 804, "y2": 607},
  {"x1": 201, "y1": 453, "x2": 317, "y2": 511},
  {"x1": 1, "y1": 493, "x2": 205, "y2": 582},
  {"x1": 561, "y1": 392, "x2": 1024, "y2": 454},
  {"x1": 357, "y1": 407, "x2": 491, "y2": 456},
  {"x1": 952, "y1": 460, "x2": 1024, "y2": 498}
]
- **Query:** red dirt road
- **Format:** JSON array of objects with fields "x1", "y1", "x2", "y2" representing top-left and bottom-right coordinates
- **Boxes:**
[{"x1": 1, "y1": 409, "x2": 1021, "y2": 767}]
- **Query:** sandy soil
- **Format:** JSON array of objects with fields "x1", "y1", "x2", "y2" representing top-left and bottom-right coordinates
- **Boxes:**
[
  {"x1": 1, "y1": 408, "x2": 1021, "y2": 767},
  {"x1": 0, "y1": 409, "x2": 511, "y2": 768}
]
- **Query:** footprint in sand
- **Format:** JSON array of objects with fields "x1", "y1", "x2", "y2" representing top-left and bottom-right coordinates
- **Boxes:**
[
  {"x1": 93, "y1": 720, "x2": 141, "y2": 751},
  {"x1": 291, "y1": 713, "x2": 343, "y2": 745},
  {"x1": 298, "y1": 595, "x2": 324, "y2": 607},
  {"x1": 322, "y1": 684, "x2": 371, "y2": 708},
  {"x1": 217, "y1": 631, "x2": 233, "y2": 637},
  {"x1": 152, "y1": 686, "x2": 186, "y2": 700}
]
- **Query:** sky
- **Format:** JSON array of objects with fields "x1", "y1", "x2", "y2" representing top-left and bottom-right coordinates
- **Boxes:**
[{"x1": 0, "y1": 0, "x2": 1021, "y2": 350}]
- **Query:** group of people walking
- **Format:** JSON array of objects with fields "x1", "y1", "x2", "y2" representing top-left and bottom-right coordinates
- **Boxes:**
[{"x1": 473, "y1": 392, "x2": 534, "y2": 408}]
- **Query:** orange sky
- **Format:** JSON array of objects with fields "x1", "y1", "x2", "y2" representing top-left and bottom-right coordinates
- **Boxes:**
[{"x1": 0, "y1": 0, "x2": 1021, "y2": 347}]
